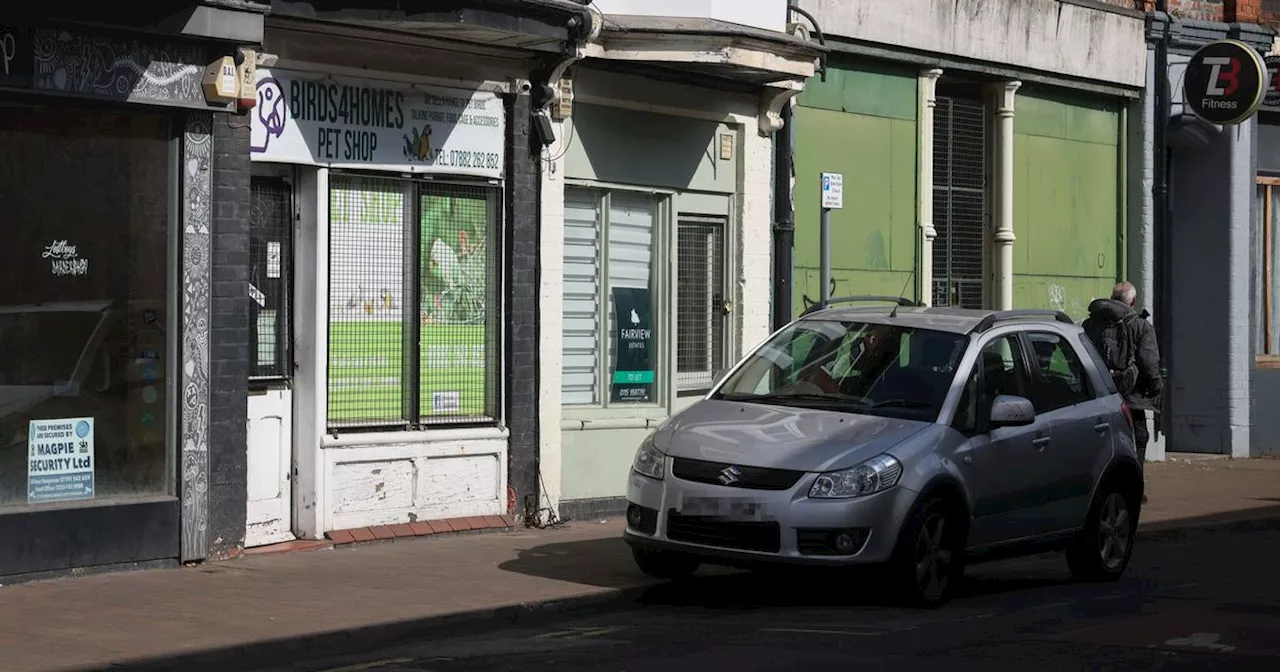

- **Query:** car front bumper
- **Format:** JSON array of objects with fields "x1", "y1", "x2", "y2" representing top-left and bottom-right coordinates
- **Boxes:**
[{"x1": 622, "y1": 462, "x2": 920, "y2": 567}]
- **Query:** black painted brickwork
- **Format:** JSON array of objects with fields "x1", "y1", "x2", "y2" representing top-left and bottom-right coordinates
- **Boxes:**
[
  {"x1": 207, "y1": 115, "x2": 251, "y2": 557},
  {"x1": 504, "y1": 91, "x2": 540, "y2": 522}
]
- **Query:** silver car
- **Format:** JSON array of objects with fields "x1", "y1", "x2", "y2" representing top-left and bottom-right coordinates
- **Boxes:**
[{"x1": 623, "y1": 297, "x2": 1144, "y2": 606}]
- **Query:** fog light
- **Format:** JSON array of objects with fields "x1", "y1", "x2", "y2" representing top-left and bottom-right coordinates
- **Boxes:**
[
  {"x1": 834, "y1": 532, "x2": 857, "y2": 553},
  {"x1": 627, "y1": 506, "x2": 644, "y2": 528}
]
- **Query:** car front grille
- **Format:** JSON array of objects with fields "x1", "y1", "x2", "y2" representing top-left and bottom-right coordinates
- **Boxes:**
[
  {"x1": 670, "y1": 457, "x2": 804, "y2": 491},
  {"x1": 666, "y1": 510, "x2": 781, "y2": 553}
]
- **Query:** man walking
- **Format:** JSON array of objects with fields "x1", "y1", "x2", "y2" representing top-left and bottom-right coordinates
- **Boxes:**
[{"x1": 1083, "y1": 282, "x2": 1162, "y2": 496}]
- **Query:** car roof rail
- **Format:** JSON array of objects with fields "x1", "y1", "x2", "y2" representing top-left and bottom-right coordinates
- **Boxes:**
[
  {"x1": 800, "y1": 295, "x2": 920, "y2": 316},
  {"x1": 972, "y1": 309, "x2": 1076, "y2": 333}
]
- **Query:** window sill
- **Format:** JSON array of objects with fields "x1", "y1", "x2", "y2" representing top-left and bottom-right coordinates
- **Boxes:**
[
  {"x1": 1255, "y1": 354, "x2": 1280, "y2": 369},
  {"x1": 560, "y1": 416, "x2": 664, "y2": 431},
  {"x1": 322, "y1": 425, "x2": 510, "y2": 448}
]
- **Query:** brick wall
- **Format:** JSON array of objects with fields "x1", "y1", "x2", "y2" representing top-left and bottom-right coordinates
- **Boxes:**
[
  {"x1": 207, "y1": 116, "x2": 251, "y2": 558},
  {"x1": 1262, "y1": 0, "x2": 1280, "y2": 30},
  {"x1": 504, "y1": 90, "x2": 541, "y2": 522}
]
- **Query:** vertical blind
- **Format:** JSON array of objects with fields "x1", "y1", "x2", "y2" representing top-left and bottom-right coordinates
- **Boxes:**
[
  {"x1": 561, "y1": 187, "x2": 656, "y2": 405},
  {"x1": 562, "y1": 189, "x2": 601, "y2": 405}
]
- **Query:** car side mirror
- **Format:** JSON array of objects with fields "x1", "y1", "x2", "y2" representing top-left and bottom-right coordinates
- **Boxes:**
[{"x1": 989, "y1": 394, "x2": 1035, "y2": 428}]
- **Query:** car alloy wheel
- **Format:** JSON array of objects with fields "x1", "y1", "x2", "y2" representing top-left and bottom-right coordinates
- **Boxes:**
[
  {"x1": 914, "y1": 510, "x2": 953, "y2": 602},
  {"x1": 1096, "y1": 492, "x2": 1132, "y2": 571}
]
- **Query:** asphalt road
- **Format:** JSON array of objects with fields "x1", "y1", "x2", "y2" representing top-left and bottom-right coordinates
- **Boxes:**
[{"x1": 267, "y1": 528, "x2": 1280, "y2": 672}]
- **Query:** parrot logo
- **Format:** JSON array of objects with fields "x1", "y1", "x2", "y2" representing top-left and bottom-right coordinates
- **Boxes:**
[{"x1": 403, "y1": 124, "x2": 433, "y2": 161}]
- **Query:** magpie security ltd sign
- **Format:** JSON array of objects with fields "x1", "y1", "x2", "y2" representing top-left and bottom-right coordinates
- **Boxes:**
[
  {"x1": 249, "y1": 68, "x2": 505, "y2": 178},
  {"x1": 1184, "y1": 40, "x2": 1267, "y2": 125}
]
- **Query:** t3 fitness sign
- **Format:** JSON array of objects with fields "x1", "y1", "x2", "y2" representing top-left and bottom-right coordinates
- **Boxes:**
[{"x1": 1184, "y1": 40, "x2": 1267, "y2": 125}]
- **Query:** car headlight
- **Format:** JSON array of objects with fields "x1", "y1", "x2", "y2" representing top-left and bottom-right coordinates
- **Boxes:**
[
  {"x1": 808, "y1": 454, "x2": 903, "y2": 499},
  {"x1": 632, "y1": 437, "x2": 666, "y2": 480}
]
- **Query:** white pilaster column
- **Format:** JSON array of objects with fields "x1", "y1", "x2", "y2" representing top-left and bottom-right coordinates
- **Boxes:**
[
  {"x1": 918, "y1": 69, "x2": 943, "y2": 306},
  {"x1": 993, "y1": 80, "x2": 1021, "y2": 311}
]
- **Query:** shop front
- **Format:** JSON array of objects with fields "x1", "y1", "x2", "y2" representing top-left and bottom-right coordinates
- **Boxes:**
[
  {"x1": 0, "y1": 8, "x2": 262, "y2": 577},
  {"x1": 244, "y1": 5, "x2": 593, "y2": 541},
  {"x1": 536, "y1": 19, "x2": 825, "y2": 520}
]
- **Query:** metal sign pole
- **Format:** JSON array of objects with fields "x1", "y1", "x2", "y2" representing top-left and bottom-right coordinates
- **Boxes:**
[
  {"x1": 820, "y1": 206, "x2": 831, "y2": 303},
  {"x1": 819, "y1": 171, "x2": 843, "y2": 305}
]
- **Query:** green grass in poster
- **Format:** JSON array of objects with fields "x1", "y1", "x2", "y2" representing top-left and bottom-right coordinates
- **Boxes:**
[{"x1": 327, "y1": 321, "x2": 490, "y2": 423}]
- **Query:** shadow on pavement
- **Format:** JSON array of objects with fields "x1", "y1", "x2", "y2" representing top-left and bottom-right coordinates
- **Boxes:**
[
  {"x1": 496, "y1": 535, "x2": 641, "y2": 588},
  {"x1": 92, "y1": 507, "x2": 1280, "y2": 672}
]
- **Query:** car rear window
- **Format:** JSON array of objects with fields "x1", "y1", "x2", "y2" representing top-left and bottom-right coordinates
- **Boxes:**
[{"x1": 1074, "y1": 331, "x2": 1118, "y2": 395}]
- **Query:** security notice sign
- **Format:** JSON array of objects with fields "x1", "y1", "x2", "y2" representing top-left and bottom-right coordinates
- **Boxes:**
[
  {"x1": 27, "y1": 417, "x2": 95, "y2": 504},
  {"x1": 821, "y1": 172, "x2": 844, "y2": 209}
]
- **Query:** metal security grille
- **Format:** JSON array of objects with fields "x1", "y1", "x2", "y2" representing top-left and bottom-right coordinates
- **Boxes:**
[
  {"x1": 249, "y1": 176, "x2": 293, "y2": 381},
  {"x1": 417, "y1": 182, "x2": 500, "y2": 423},
  {"x1": 932, "y1": 95, "x2": 988, "y2": 309},
  {"x1": 676, "y1": 217, "x2": 727, "y2": 390},
  {"x1": 328, "y1": 175, "x2": 407, "y2": 427},
  {"x1": 327, "y1": 175, "x2": 501, "y2": 429}
]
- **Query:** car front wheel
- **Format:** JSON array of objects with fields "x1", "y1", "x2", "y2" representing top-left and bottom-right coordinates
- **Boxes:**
[
  {"x1": 890, "y1": 496, "x2": 963, "y2": 607},
  {"x1": 1067, "y1": 484, "x2": 1137, "y2": 582},
  {"x1": 632, "y1": 547, "x2": 700, "y2": 580}
]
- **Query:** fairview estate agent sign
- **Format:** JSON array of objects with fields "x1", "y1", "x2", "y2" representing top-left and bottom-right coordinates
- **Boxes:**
[{"x1": 250, "y1": 68, "x2": 505, "y2": 179}]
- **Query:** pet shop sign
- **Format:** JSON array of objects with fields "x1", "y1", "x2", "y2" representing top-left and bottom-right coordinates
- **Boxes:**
[{"x1": 249, "y1": 68, "x2": 505, "y2": 178}]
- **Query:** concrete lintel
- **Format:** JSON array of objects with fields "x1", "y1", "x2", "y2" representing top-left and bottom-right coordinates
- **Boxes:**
[
  {"x1": 584, "y1": 38, "x2": 818, "y2": 80},
  {"x1": 1148, "y1": 13, "x2": 1275, "y2": 53}
]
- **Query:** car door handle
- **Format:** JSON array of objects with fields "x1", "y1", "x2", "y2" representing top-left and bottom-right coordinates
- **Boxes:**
[
  {"x1": 1094, "y1": 422, "x2": 1110, "y2": 433},
  {"x1": 1032, "y1": 437, "x2": 1051, "y2": 448}
]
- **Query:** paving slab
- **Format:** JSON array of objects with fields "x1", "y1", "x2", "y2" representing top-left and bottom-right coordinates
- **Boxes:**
[{"x1": 0, "y1": 457, "x2": 1275, "y2": 672}]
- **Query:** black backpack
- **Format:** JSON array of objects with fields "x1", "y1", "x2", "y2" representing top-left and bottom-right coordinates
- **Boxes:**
[{"x1": 1086, "y1": 313, "x2": 1138, "y2": 395}]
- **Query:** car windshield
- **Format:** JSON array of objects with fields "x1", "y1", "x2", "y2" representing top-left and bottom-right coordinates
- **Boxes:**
[
  {"x1": 0, "y1": 310, "x2": 104, "y2": 386},
  {"x1": 712, "y1": 318, "x2": 969, "y2": 420}
]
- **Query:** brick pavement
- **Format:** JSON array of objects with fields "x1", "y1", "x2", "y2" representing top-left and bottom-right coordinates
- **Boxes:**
[{"x1": 0, "y1": 455, "x2": 1275, "y2": 672}]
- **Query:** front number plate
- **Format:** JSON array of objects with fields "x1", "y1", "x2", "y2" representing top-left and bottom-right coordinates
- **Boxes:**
[{"x1": 679, "y1": 496, "x2": 769, "y2": 521}]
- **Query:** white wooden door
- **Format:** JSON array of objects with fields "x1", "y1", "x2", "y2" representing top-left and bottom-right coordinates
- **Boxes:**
[{"x1": 246, "y1": 387, "x2": 294, "y2": 547}]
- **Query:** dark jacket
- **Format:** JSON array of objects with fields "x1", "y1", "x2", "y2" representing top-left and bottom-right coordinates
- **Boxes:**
[{"x1": 1083, "y1": 298, "x2": 1162, "y2": 409}]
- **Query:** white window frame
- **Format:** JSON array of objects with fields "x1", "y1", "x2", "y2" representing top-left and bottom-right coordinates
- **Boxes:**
[{"x1": 562, "y1": 180, "x2": 673, "y2": 422}]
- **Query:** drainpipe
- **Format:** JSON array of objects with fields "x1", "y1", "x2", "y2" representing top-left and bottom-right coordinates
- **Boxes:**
[
  {"x1": 773, "y1": 4, "x2": 827, "y2": 331},
  {"x1": 772, "y1": 97, "x2": 795, "y2": 331},
  {"x1": 1153, "y1": 1, "x2": 1172, "y2": 443}
]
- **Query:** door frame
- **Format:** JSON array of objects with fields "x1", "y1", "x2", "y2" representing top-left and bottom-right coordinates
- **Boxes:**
[{"x1": 245, "y1": 164, "x2": 298, "y2": 547}]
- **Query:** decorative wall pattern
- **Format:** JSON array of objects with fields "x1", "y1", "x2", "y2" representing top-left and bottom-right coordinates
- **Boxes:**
[
  {"x1": 32, "y1": 28, "x2": 210, "y2": 108},
  {"x1": 181, "y1": 113, "x2": 214, "y2": 561}
]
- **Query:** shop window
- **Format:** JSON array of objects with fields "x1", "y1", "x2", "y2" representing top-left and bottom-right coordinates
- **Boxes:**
[
  {"x1": 0, "y1": 107, "x2": 172, "y2": 508},
  {"x1": 676, "y1": 216, "x2": 728, "y2": 391},
  {"x1": 562, "y1": 187, "x2": 661, "y2": 407},
  {"x1": 1257, "y1": 177, "x2": 1280, "y2": 365},
  {"x1": 250, "y1": 176, "x2": 293, "y2": 382},
  {"x1": 932, "y1": 92, "x2": 987, "y2": 309},
  {"x1": 327, "y1": 175, "x2": 500, "y2": 428}
]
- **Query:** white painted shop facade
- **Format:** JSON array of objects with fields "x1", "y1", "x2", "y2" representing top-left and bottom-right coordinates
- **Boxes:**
[{"x1": 243, "y1": 18, "x2": 527, "y2": 546}]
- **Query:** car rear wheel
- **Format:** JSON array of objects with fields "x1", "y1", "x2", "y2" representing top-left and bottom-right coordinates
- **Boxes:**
[
  {"x1": 890, "y1": 496, "x2": 963, "y2": 607},
  {"x1": 1067, "y1": 483, "x2": 1137, "y2": 582},
  {"x1": 632, "y1": 547, "x2": 700, "y2": 580}
]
